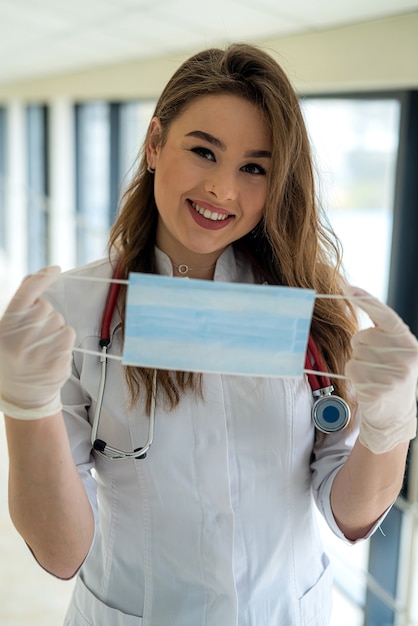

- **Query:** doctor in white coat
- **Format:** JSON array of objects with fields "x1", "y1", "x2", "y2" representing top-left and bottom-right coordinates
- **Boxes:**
[{"x1": 1, "y1": 43, "x2": 417, "y2": 626}]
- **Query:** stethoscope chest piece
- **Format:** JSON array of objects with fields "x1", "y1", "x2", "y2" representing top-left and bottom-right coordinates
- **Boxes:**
[{"x1": 312, "y1": 387, "x2": 351, "y2": 434}]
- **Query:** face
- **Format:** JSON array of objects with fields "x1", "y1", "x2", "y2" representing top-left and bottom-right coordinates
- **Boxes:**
[{"x1": 146, "y1": 94, "x2": 271, "y2": 265}]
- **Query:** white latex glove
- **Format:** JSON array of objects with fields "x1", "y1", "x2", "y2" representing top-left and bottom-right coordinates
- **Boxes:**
[
  {"x1": 344, "y1": 286, "x2": 418, "y2": 454},
  {"x1": 0, "y1": 266, "x2": 75, "y2": 419}
]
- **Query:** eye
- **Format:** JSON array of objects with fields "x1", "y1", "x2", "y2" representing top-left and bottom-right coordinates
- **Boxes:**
[
  {"x1": 241, "y1": 163, "x2": 267, "y2": 176},
  {"x1": 190, "y1": 146, "x2": 216, "y2": 161}
]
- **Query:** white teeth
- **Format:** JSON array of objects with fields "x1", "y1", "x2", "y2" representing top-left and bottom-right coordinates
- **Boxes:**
[{"x1": 191, "y1": 201, "x2": 229, "y2": 221}]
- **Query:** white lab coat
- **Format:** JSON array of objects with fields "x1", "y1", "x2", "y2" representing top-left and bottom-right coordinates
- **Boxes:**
[{"x1": 44, "y1": 247, "x2": 378, "y2": 626}]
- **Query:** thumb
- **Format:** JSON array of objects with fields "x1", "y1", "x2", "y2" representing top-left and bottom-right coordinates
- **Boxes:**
[
  {"x1": 5, "y1": 266, "x2": 62, "y2": 314},
  {"x1": 342, "y1": 284, "x2": 408, "y2": 335}
]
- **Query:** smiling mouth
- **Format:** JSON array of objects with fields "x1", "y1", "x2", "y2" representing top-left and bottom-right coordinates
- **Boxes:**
[{"x1": 189, "y1": 201, "x2": 233, "y2": 222}]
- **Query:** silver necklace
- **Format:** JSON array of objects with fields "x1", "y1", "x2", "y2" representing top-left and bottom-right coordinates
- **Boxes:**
[{"x1": 172, "y1": 262, "x2": 216, "y2": 275}]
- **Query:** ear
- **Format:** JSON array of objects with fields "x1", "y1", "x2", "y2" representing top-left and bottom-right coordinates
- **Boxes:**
[{"x1": 146, "y1": 117, "x2": 163, "y2": 170}]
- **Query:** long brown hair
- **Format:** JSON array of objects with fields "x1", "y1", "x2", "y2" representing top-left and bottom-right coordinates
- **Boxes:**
[{"x1": 109, "y1": 43, "x2": 358, "y2": 415}]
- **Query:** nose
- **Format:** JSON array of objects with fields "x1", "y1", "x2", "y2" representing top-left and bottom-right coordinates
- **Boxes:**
[{"x1": 205, "y1": 168, "x2": 238, "y2": 202}]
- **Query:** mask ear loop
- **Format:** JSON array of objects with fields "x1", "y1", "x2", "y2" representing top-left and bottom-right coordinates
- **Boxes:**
[{"x1": 306, "y1": 335, "x2": 351, "y2": 433}]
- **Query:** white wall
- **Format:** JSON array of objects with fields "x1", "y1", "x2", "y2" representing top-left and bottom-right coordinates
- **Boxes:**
[{"x1": 0, "y1": 12, "x2": 416, "y2": 103}]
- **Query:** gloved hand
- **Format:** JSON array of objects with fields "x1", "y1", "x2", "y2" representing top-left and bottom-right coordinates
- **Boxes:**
[
  {"x1": 344, "y1": 286, "x2": 418, "y2": 454},
  {"x1": 0, "y1": 266, "x2": 75, "y2": 420}
]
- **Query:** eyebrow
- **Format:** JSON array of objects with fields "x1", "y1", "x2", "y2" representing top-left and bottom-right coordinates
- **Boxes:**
[{"x1": 185, "y1": 130, "x2": 271, "y2": 159}]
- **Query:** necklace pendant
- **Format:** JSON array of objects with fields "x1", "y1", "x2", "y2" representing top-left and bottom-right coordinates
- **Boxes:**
[{"x1": 177, "y1": 264, "x2": 189, "y2": 275}]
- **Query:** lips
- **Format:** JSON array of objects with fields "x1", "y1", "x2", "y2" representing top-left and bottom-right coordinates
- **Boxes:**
[
  {"x1": 187, "y1": 199, "x2": 234, "y2": 231},
  {"x1": 189, "y1": 200, "x2": 233, "y2": 222}
]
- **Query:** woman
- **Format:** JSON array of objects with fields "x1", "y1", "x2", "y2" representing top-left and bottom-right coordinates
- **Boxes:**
[{"x1": 1, "y1": 43, "x2": 417, "y2": 625}]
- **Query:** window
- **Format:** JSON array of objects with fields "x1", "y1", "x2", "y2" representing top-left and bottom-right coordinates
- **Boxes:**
[
  {"x1": 301, "y1": 97, "x2": 401, "y2": 302},
  {"x1": 0, "y1": 107, "x2": 6, "y2": 251},
  {"x1": 75, "y1": 100, "x2": 155, "y2": 266},
  {"x1": 118, "y1": 100, "x2": 156, "y2": 194},
  {"x1": 26, "y1": 105, "x2": 49, "y2": 271},
  {"x1": 75, "y1": 102, "x2": 111, "y2": 265},
  {"x1": 301, "y1": 96, "x2": 402, "y2": 626}
]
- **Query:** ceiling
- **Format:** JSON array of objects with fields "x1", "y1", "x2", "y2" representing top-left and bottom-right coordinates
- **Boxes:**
[{"x1": 1, "y1": 0, "x2": 418, "y2": 85}]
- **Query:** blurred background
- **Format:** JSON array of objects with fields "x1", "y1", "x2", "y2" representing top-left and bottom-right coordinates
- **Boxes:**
[{"x1": 0, "y1": 0, "x2": 418, "y2": 624}]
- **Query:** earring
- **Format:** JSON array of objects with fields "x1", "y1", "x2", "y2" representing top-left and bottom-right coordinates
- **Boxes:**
[{"x1": 147, "y1": 165, "x2": 155, "y2": 174}]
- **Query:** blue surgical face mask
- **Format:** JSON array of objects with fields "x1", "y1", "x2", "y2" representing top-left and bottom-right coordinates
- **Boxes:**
[{"x1": 123, "y1": 273, "x2": 315, "y2": 378}]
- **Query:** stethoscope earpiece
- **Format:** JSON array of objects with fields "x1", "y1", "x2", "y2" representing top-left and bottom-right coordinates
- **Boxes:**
[{"x1": 312, "y1": 391, "x2": 351, "y2": 434}]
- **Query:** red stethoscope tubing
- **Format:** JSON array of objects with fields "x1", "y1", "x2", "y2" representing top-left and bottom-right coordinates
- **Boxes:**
[
  {"x1": 304, "y1": 334, "x2": 332, "y2": 391},
  {"x1": 100, "y1": 259, "x2": 124, "y2": 346}
]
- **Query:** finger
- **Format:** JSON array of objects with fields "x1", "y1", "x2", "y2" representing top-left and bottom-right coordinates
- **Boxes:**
[
  {"x1": 343, "y1": 285, "x2": 408, "y2": 335},
  {"x1": 6, "y1": 266, "x2": 61, "y2": 314},
  {"x1": 351, "y1": 326, "x2": 417, "y2": 349},
  {"x1": 30, "y1": 325, "x2": 75, "y2": 352}
]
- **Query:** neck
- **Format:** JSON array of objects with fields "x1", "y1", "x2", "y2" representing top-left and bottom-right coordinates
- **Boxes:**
[
  {"x1": 171, "y1": 260, "x2": 217, "y2": 280},
  {"x1": 155, "y1": 223, "x2": 226, "y2": 279}
]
